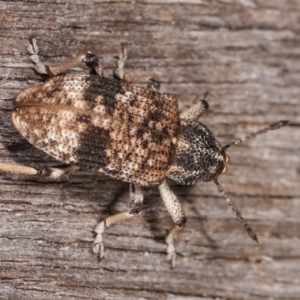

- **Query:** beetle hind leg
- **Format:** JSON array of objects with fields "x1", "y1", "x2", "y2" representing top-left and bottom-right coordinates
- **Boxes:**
[
  {"x1": 27, "y1": 38, "x2": 104, "y2": 77},
  {"x1": 28, "y1": 38, "x2": 85, "y2": 77},
  {"x1": 0, "y1": 162, "x2": 78, "y2": 179}
]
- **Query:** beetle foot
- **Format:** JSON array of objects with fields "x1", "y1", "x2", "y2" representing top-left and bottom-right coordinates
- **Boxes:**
[
  {"x1": 165, "y1": 231, "x2": 176, "y2": 268},
  {"x1": 114, "y1": 44, "x2": 127, "y2": 81},
  {"x1": 27, "y1": 38, "x2": 48, "y2": 75},
  {"x1": 93, "y1": 221, "x2": 106, "y2": 260}
]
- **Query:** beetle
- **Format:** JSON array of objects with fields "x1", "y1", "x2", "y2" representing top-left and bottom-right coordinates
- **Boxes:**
[{"x1": 0, "y1": 39, "x2": 288, "y2": 267}]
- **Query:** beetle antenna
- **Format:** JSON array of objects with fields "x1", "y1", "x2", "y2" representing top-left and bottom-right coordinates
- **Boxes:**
[
  {"x1": 223, "y1": 120, "x2": 289, "y2": 150},
  {"x1": 213, "y1": 178, "x2": 258, "y2": 243}
]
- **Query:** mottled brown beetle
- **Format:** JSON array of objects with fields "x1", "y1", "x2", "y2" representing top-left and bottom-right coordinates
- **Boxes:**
[{"x1": 0, "y1": 39, "x2": 288, "y2": 267}]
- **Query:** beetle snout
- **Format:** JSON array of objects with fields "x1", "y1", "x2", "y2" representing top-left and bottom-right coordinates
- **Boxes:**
[{"x1": 221, "y1": 155, "x2": 230, "y2": 175}]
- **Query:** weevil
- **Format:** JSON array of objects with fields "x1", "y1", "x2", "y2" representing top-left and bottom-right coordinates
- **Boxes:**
[{"x1": 1, "y1": 39, "x2": 288, "y2": 267}]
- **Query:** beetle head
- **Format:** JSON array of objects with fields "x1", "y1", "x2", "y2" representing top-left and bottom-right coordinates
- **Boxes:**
[
  {"x1": 167, "y1": 119, "x2": 288, "y2": 243},
  {"x1": 166, "y1": 120, "x2": 229, "y2": 185}
]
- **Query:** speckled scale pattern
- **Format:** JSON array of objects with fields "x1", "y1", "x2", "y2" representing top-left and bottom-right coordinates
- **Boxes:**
[
  {"x1": 13, "y1": 73, "x2": 180, "y2": 186},
  {"x1": 166, "y1": 120, "x2": 225, "y2": 185}
]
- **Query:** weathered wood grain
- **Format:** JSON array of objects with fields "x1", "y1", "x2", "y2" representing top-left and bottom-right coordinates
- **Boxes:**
[{"x1": 0, "y1": 1, "x2": 299, "y2": 299}]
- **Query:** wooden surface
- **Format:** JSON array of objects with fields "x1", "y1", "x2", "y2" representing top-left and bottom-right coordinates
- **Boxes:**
[{"x1": 0, "y1": 1, "x2": 299, "y2": 299}]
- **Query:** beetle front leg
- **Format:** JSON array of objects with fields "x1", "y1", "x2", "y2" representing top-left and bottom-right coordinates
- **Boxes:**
[
  {"x1": 158, "y1": 180, "x2": 186, "y2": 268},
  {"x1": 180, "y1": 92, "x2": 209, "y2": 121}
]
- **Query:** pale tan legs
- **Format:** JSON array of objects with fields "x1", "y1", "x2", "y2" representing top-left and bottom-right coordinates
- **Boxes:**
[
  {"x1": 93, "y1": 183, "x2": 144, "y2": 259},
  {"x1": 0, "y1": 163, "x2": 79, "y2": 179},
  {"x1": 159, "y1": 180, "x2": 186, "y2": 268},
  {"x1": 93, "y1": 180, "x2": 187, "y2": 268},
  {"x1": 114, "y1": 45, "x2": 160, "y2": 91},
  {"x1": 180, "y1": 92, "x2": 209, "y2": 120},
  {"x1": 27, "y1": 38, "x2": 103, "y2": 77}
]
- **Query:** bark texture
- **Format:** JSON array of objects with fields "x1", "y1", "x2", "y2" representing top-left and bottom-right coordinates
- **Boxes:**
[{"x1": 0, "y1": 1, "x2": 299, "y2": 299}]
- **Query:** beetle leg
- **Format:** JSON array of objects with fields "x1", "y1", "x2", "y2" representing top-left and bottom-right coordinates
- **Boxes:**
[
  {"x1": 114, "y1": 44, "x2": 127, "y2": 81},
  {"x1": 129, "y1": 183, "x2": 144, "y2": 214},
  {"x1": 180, "y1": 92, "x2": 209, "y2": 120},
  {"x1": 93, "y1": 183, "x2": 144, "y2": 260},
  {"x1": 36, "y1": 165, "x2": 79, "y2": 179},
  {"x1": 0, "y1": 163, "x2": 78, "y2": 179},
  {"x1": 93, "y1": 212, "x2": 135, "y2": 260},
  {"x1": 158, "y1": 180, "x2": 186, "y2": 268},
  {"x1": 114, "y1": 45, "x2": 158, "y2": 86},
  {"x1": 27, "y1": 38, "x2": 104, "y2": 77},
  {"x1": 27, "y1": 38, "x2": 48, "y2": 75}
]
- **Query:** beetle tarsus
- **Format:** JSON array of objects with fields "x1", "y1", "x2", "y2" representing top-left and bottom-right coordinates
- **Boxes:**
[
  {"x1": 166, "y1": 231, "x2": 177, "y2": 268},
  {"x1": 93, "y1": 220, "x2": 106, "y2": 260},
  {"x1": 27, "y1": 38, "x2": 48, "y2": 75}
]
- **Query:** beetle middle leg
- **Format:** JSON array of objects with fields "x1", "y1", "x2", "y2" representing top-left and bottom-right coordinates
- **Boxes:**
[
  {"x1": 158, "y1": 180, "x2": 186, "y2": 268},
  {"x1": 93, "y1": 183, "x2": 144, "y2": 260},
  {"x1": 114, "y1": 45, "x2": 160, "y2": 90}
]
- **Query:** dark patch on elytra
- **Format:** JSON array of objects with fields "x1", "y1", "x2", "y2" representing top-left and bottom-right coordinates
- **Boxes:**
[
  {"x1": 65, "y1": 99, "x2": 72, "y2": 105},
  {"x1": 75, "y1": 125, "x2": 111, "y2": 170},
  {"x1": 125, "y1": 152, "x2": 132, "y2": 160},
  {"x1": 136, "y1": 127, "x2": 148, "y2": 139},
  {"x1": 76, "y1": 113, "x2": 91, "y2": 123},
  {"x1": 83, "y1": 75, "x2": 125, "y2": 114},
  {"x1": 148, "y1": 110, "x2": 163, "y2": 122},
  {"x1": 151, "y1": 130, "x2": 166, "y2": 145},
  {"x1": 141, "y1": 119, "x2": 149, "y2": 128},
  {"x1": 167, "y1": 142, "x2": 177, "y2": 166},
  {"x1": 129, "y1": 94, "x2": 138, "y2": 107},
  {"x1": 45, "y1": 84, "x2": 61, "y2": 98},
  {"x1": 140, "y1": 161, "x2": 147, "y2": 172},
  {"x1": 48, "y1": 139, "x2": 57, "y2": 149},
  {"x1": 141, "y1": 139, "x2": 148, "y2": 149},
  {"x1": 152, "y1": 98, "x2": 164, "y2": 109},
  {"x1": 161, "y1": 126, "x2": 169, "y2": 136}
]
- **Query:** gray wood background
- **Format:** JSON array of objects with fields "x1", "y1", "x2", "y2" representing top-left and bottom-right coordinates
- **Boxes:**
[{"x1": 0, "y1": 1, "x2": 299, "y2": 299}]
